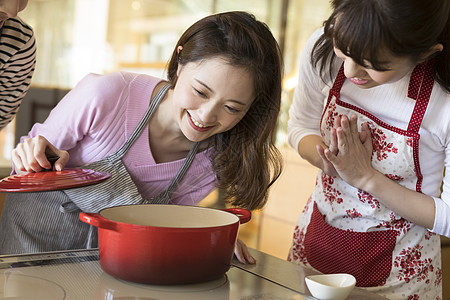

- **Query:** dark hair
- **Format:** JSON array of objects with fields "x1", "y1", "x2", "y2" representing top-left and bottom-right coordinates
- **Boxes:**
[
  {"x1": 312, "y1": 0, "x2": 450, "y2": 92},
  {"x1": 167, "y1": 11, "x2": 283, "y2": 210}
]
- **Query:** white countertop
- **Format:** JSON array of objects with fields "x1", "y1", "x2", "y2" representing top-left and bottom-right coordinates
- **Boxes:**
[
  {"x1": 235, "y1": 248, "x2": 388, "y2": 299},
  {"x1": 0, "y1": 248, "x2": 387, "y2": 299}
]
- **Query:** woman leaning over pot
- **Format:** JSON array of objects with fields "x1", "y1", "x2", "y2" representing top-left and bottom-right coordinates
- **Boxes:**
[{"x1": 0, "y1": 11, "x2": 283, "y2": 263}]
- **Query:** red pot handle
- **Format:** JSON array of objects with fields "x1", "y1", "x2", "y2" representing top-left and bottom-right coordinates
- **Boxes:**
[
  {"x1": 79, "y1": 212, "x2": 118, "y2": 231},
  {"x1": 222, "y1": 208, "x2": 251, "y2": 224}
]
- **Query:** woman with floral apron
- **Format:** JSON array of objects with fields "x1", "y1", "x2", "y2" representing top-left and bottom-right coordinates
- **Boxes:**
[
  {"x1": 287, "y1": 1, "x2": 450, "y2": 298},
  {"x1": 288, "y1": 59, "x2": 442, "y2": 298}
]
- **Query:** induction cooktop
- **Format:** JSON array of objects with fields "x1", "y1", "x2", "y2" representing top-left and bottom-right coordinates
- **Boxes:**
[{"x1": 0, "y1": 249, "x2": 315, "y2": 299}]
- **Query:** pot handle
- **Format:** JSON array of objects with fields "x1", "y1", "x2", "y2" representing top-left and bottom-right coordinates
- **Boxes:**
[
  {"x1": 222, "y1": 208, "x2": 251, "y2": 224},
  {"x1": 79, "y1": 212, "x2": 118, "y2": 231}
]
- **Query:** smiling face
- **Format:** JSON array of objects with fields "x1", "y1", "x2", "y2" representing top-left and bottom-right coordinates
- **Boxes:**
[
  {"x1": 333, "y1": 46, "x2": 416, "y2": 89},
  {"x1": 171, "y1": 57, "x2": 255, "y2": 143},
  {"x1": 0, "y1": 0, "x2": 28, "y2": 28}
]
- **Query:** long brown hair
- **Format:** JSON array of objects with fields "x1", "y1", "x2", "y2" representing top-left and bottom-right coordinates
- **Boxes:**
[
  {"x1": 313, "y1": 0, "x2": 450, "y2": 92},
  {"x1": 167, "y1": 11, "x2": 283, "y2": 210}
]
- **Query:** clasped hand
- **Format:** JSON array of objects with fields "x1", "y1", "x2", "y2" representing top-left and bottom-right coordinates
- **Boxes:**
[{"x1": 316, "y1": 114, "x2": 376, "y2": 191}]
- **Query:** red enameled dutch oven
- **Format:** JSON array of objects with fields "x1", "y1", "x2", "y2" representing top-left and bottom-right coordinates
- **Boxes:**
[{"x1": 79, "y1": 204, "x2": 251, "y2": 285}]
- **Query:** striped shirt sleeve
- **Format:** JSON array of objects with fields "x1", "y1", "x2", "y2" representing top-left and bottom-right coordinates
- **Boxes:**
[{"x1": 0, "y1": 17, "x2": 36, "y2": 130}]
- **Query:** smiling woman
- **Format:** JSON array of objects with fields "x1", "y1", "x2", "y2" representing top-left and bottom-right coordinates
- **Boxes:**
[
  {"x1": 170, "y1": 59, "x2": 255, "y2": 144},
  {"x1": 0, "y1": 12, "x2": 283, "y2": 268},
  {"x1": 332, "y1": 46, "x2": 417, "y2": 88},
  {"x1": 287, "y1": 0, "x2": 450, "y2": 299}
]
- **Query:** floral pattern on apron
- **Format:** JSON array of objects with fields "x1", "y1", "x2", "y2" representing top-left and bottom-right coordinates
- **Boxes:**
[{"x1": 288, "y1": 60, "x2": 442, "y2": 300}]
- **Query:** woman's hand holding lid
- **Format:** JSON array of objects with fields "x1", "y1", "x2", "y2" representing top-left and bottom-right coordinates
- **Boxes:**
[{"x1": 12, "y1": 135, "x2": 69, "y2": 173}]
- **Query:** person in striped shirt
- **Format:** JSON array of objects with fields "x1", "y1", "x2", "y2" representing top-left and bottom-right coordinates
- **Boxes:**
[{"x1": 0, "y1": 0, "x2": 36, "y2": 130}]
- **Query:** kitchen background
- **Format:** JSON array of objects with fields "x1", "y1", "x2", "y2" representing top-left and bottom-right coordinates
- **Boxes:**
[{"x1": 0, "y1": 0, "x2": 449, "y2": 297}]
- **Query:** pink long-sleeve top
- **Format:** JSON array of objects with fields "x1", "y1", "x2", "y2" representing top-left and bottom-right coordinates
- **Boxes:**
[{"x1": 22, "y1": 71, "x2": 217, "y2": 205}]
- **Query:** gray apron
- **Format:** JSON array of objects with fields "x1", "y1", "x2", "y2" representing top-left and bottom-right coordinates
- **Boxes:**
[{"x1": 0, "y1": 83, "x2": 199, "y2": 255}]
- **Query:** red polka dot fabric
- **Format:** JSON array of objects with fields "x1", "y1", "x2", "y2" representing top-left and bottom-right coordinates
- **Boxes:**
[
  {"x1": 304, "y1": 202, "x2": 397, "y2": 287},
  {"x1": 407, "y1": 60, "x2": 435, "y2": 133}
]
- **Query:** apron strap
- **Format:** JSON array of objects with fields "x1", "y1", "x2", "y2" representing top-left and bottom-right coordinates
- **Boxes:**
[
  {"x1": 145, "y1": 141, "x2": 200, "y2": 204},
  {"x1": 109, "y1": 83, "x2": 171, "y2": 160},
  {"x1": 75, "y1": 82, "x2": 198, "y2": 207},
  {"x1": 329, "y1": 61, "x2": 434, "y2": 135},
  {"x1": 328, "y1": 63, "x2": 346, "y2": 101},
  {"x1": 407, "y1": 59, "x2": 435, "y2": 133}
]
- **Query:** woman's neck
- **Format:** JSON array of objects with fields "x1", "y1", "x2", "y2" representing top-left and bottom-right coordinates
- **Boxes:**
[{"x1": 148, "y1": 86, "x2": 197, "y2": 163}]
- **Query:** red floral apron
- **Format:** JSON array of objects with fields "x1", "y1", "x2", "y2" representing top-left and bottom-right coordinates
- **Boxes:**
[{"x1": 288, "y1": 60, "x2": 442, "y2": 300}]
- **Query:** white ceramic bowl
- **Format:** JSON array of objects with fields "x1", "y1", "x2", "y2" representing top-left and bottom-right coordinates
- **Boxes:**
[{"x1": 305, "y1": 273, "x2": 356, "y2": 300}]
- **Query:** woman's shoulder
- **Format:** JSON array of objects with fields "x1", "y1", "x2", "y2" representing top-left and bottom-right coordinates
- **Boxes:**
[
  {"x1": 3, "y1": 17, "x2": 34, "y2": 38},
  {"x1": 77, "y1": 71, "x2": 139, "y2": 85},
  {"x1": 427, "y1": 83, "x2": 450, "y2": 118},
  {"x1": 73, "y1": 72, "x2": 157, "y2": 96},
  {"x1": 0, "y1": 17, "x2": 35, "y2": 56},
  {"x1": 308, "y1": 27, "x2": 325, "y2": 43},
  {"x1": 62, "y1": 72, "x2": 163, "y2": 118},
  {"x1": 415, "y1": 81, "x2": 450, "y2": 143},
  {"x1": 77, "y1": 71, "x2": 162, "y2": 93},
  {"x1": 298, "y1": 27, "x2": 323, "y2": 64},
  {"x1": 72, "y1": 72, "x2": 128, "y2": 100}
]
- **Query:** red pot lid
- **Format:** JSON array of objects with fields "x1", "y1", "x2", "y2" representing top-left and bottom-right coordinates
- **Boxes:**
[{"x1": 0, "y1": 168, "x2": 111, "y2": 192}]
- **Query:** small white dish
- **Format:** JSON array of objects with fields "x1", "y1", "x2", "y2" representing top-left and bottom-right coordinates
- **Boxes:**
[{"x1": 305, "y1": 273, "x2": 356, "y2": 300}]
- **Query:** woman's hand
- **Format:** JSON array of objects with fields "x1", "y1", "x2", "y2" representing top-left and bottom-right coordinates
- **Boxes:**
[
  {"x1": 323, "y1": 114, "x2": 376, "y2": 190},
  {"x1": 12, "y1": 135, "x2": 69, "y2": 173},
  {"x1": 321, "y1": 114, "x2": 436, "y2": 229},
  {"x1": 234, "y1": 238, "x2": 256, "y2": 264},
  {"x1": 317, "y1": 120, "x2": 340, "y2": 176}
]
